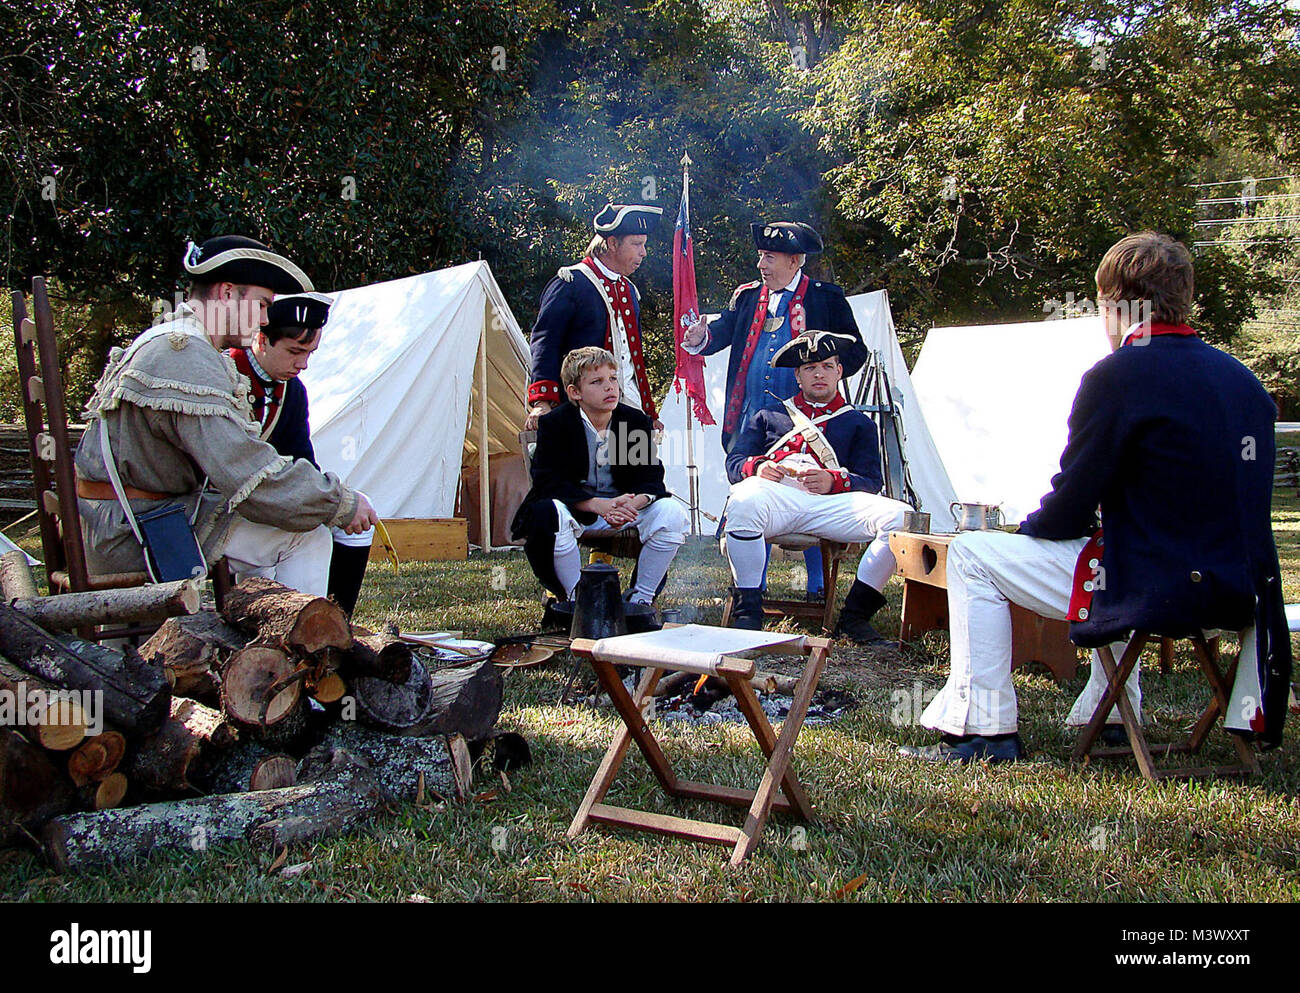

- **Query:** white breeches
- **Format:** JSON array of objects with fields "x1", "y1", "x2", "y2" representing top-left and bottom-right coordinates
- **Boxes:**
[
  {"x1": 724, "y1": 476, "x2": 911, "y2": 590},
  {"x1": 553, "y1": 497, "x2": 689, "y2": 602},
  {"x1": 223, "y1": 519, "x2": 334, "y2": 597},
  {"x1": 918, "y1": 530, "x2": 1139, "y2": 736}
]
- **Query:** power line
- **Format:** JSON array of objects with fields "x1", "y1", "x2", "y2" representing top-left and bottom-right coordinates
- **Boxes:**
[
  {"x1": 1195, "y1": 215, "x2": 1300, "y2": 226},
  {"x1": 1190, "y1": 175, "x2": 1298, "y2": 188},
  {"x1": 1196, "y1": 193, "x2": 1300, "y2": 206}
]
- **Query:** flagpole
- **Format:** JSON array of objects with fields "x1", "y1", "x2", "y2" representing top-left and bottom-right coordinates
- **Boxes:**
[{"x1": 681, "y1": 150, "x2": 701, "y2": 537}]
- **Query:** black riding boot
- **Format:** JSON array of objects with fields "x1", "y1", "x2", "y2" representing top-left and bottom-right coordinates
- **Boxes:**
[
  {"x1": 729, "y1": 587, "x2": 765, "y2": 630},
  {"x1": 835, "y1": 580, "x2": 888, "y2": 644}
]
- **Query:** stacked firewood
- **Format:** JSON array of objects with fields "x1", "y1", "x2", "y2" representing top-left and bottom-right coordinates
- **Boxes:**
[{"x1": 0, "y1": 558, "x2": 514, "y2": 872}]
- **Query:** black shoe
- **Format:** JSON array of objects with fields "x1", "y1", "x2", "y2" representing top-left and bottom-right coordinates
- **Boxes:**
[
  {"x1": 540, "y1": 597, "x2": 574, "y2": 631},
  {"x1": 1100, "y1": 724, "x2": 1128, "y2": 747},
  {"x1": 729, "y1": 587, "x2": 764, "y2": 630},
  {"x1": 805, "y1": 589, "x2": 825, "y2": 603},
  {"x1": 835, "y1": 580, "x2": 888, "y2": 644},
  {"x1": 898, "y1": 733, "x2": 1024, "y2": 765}
]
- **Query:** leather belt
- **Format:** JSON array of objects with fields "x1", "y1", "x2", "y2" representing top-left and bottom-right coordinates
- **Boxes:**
[{"x1": 75, "y1": 477, "x2": 170, "y2": 502}]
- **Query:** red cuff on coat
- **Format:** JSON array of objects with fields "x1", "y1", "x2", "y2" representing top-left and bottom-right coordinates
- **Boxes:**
[
  {"x1": 742, "y1": 456, "x2": 765, "y2": 478},
  {"x1": 827, "y1": 468, "x2": 852, "y2": 494},
  {"x1": 528, "y1": 380, "x2": 562, "y2": 406}
]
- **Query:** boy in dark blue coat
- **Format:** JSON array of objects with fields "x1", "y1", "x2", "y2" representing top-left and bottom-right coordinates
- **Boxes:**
[
  {"x1": 228, "y1": 293, "x2": 373, "y2": 614},
  {"x1": 902, "y1": 232, "x2": 1291, "y2": 764}
]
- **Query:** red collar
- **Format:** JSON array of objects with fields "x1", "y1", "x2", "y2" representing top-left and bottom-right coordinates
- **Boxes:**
[
  {"x1": 1121, "y1": 322, "x2": 1197, "y2": 348},
  {"x1": 793, "y1": 392, "x2": 845, "y2": 418},
  {"x1": 582, "y1": 256, "x2": 623, "y2": 288}
]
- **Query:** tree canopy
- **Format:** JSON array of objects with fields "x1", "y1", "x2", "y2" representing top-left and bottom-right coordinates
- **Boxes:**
[{"x1": 2, "y1": 0, "x2": 1297, "y2": 414}]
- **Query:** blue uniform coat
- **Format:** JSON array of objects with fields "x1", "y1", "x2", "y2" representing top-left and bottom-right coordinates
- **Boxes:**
[
  {"x1": 699, "y1": 278, "x2": 861, "y2": 450},
  {"x1": 726, "y1": 403, "x2": 884, "y2": 493},
  {"x1": 1018, "y1": 334, "x2": 1290, "y2": 744}
]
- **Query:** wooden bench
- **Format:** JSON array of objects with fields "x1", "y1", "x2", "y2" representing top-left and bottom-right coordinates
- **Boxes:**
[{"x1": 888, "y1": 531, "x2": 1078, "y2": 683}]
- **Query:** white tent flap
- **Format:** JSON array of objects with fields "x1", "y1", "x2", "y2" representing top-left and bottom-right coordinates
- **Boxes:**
[
  {"x1": 910, "y1": 316, "x2": 1111, "y2": 525},
  {"x1": 301, "y1": 261, "x2": 528, "y2": 521}
]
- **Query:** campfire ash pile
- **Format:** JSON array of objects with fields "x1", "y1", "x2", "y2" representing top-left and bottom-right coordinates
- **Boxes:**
[{"x1": 0, "y1": 552, "x2": 518, "y2": 872}]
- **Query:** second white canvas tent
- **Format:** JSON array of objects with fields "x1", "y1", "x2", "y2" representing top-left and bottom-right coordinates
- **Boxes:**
[
  {"x1": 660, "y1": 289, "x2": 956, "y2": 529},
  {"x1": 300, "y1": 261, "x2": 529, "y2": 549},
  {"x1": 910, "y1": 315, "x2": 1111, "y2": 524}
]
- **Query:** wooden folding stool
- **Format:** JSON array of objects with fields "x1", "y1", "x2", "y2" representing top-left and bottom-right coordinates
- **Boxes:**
[
  {"x1": 566, "y1": 624, "x2": 831, "y2": 865},
  {"x1": 1072, "y1": 632, "x2": 1260, "y2": 782}
]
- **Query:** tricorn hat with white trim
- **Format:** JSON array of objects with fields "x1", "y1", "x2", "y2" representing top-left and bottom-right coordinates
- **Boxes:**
[
  {"x1": 182, "y1": 235, "x2": 314, "y2": 294},
  {"x1": 265, "y1": 292, "x2": 332, "y2": 332},
  {"x1": 751, "y1": 221, "x2": 823, "y2": 256},
  {"x1": 593, "y1": 204, "x2": 663, "y2": 237},
  {"x1": 771, "y1": 330, "x2": 867, "y2": 375}
]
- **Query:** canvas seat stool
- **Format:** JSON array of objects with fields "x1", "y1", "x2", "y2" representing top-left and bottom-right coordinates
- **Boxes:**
[
  {"x1": 1072, "y1": 631, "x2": 1260, "y2": 781},
  {"x1": 566, "y1": 623, "x2": 831, "y2": 865}
]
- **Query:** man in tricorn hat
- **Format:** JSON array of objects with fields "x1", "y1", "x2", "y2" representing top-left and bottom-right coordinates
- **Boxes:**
[
  {"x1": 75, "y1": 236, "x2": 377, "y2": 594},
  {"x1": 722, "y1": 330, "x2": 910, "y2": 641},
  {"x1": 227, "y1": 291, "x2": 373, "y2": 613},
  {"x1": 524, "y1": 203, "x2": 664, "y2": 431},
  {"x1": 681, "y1": 221, "x2": 864, "y2": 452},
  {"x1": 683, "y1": 220, "x2": 867, "y2": 599}
]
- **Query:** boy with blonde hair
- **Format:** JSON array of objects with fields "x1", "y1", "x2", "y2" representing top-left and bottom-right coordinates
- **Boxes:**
[{"x1": 511, "y1": 346, "x2": 688, "y2": 609}]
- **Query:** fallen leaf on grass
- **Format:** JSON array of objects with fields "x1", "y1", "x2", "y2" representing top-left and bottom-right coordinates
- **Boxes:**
[
  {"x1": 499, "y1": 769, "x2": 512, "y2": 792},
  {"x1": 833, "y1": 873, "x2": 870, "y2": 899},
  {"x1": 268, "y1": 846, "x2": 288, "y2": 875},
  {"x1": 473, "y1": 789, "x2": 499, "y2": 803},
  {"x1": 407, "y1": 893, "x2": 431, "y2": 903},
  {"x1": 566, "y1": 881, "x2": 590, "y2": 893}
]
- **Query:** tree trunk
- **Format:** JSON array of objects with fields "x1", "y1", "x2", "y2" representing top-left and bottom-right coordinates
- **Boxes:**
[
  {"x1": 43, "y1": 763, "x2": 393, "y2": 871},
  {"x1": 353, "y1": 658, "x2": 501, "y2": 739},
  {"x1": 67, "y1": 731, "x2": 126, "y2": 786},
  {"x1": 126, "y1": 697, "x2": 238, "y2": 795},
  {"x1": 9, "y1": 579, "x2": 201, "y2": 631},
  {"x1": 221, "y1": 577, "x2": 351, "y2": 655},
  {"x1": 0, "y1": 657, "x2": 89, "y2": 750},
  {"x1": 0, "y1": 604, "x2": 170, "y2": 735},
  {"x1": 139, "y1": 611, "x2": 247, "y2": 702},
  {"x1": 1, "y1": 728, "x2": 75, "y2": 846},
  {"x1": 196, "y1": 741, "x2": 298, "y2": 795},
  {"x1": 0, "y1": 549, "x2": 38, "y2": 600},
  {"x1": 339, "y1": 628, "x2": 413, "y2": 684},
  {"x1": 301, "y1": 724, "x2": 458, "y2": 802}
]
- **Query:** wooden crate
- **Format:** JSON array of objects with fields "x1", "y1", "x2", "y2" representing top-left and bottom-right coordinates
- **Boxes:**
[{"x1": 370, "y1": 518, "x2": 468, "y2": 562}]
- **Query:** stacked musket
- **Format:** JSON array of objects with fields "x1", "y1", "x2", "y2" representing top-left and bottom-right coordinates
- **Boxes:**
[{"x1": 0, "y1": 557, "x2": 515, "y2": 872}]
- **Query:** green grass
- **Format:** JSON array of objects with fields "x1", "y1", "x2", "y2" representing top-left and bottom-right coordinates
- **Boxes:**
[{"x1": 5, "y1": 476, "x2": 1300, "y2": 903}]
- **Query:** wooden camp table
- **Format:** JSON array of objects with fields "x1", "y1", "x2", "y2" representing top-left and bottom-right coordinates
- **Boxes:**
[{"x1": 888, "y1": 531, "x2": 1078, "y2": 683}]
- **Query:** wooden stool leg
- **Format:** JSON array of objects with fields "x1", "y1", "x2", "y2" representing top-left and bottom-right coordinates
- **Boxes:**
[
  {"x1": 567, "y1": 663, "x2": 671, "y2": 839},
  {"x1": 1072, "y1": 637, "x2": 1147, "y2": 766},
  {"x1": 727, "y1": 644, "x2": 828, "y2": 865},
  {"x1": 1189, "y1": 636, "x2": 1260, "y2": 775},
  {"x1": 897, "y1": 580, "x2": 947, "y2": 643},
  {"x1": 821, "y1": 542, "x2": 840, "y2": 632}
]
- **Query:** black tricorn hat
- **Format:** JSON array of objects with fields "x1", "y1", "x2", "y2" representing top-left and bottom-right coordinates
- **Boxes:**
[
  {"x1": 182, "y1": 236, "x2": 314, "y2": 294},
  {"x1": 771, "y1": 330, "x2": 867, "y2": 376},
  {"x1": 265, "y1": 292, "x2": 332, "y2": 332},
  {"x1": 593, "y1": 203, "x2": 664, "y2": 236},
  {"x1": 751, "y1": 221, "x2": 824, "y2": 256}
]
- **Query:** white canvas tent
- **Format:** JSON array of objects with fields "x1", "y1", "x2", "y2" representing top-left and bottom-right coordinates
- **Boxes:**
[
  {"x1": 660, "y1": 289, "x2": 956, "y2": 529},
  {"x1": 910, "y1": 315, "x2": 1111, "y2": 524},
  {"x1": 300, "y1": 261, "x2": 529, "y2": 550}
]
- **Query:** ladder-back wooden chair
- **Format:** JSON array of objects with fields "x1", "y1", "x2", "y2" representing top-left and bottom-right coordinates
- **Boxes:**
[{"x1": 11, "y1": 279, "x2": 230, "y2": 637}]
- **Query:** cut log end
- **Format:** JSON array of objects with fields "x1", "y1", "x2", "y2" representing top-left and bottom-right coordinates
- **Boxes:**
[
  {"x1": 250, "y1": 755, "x2": 297, "y2": 791},
  {"x1": 222, "y1": 647, "x2": 302, "y2": 726},
  {"x1": 68, "y1": 731, "x2": 126, "y2": 786}
]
